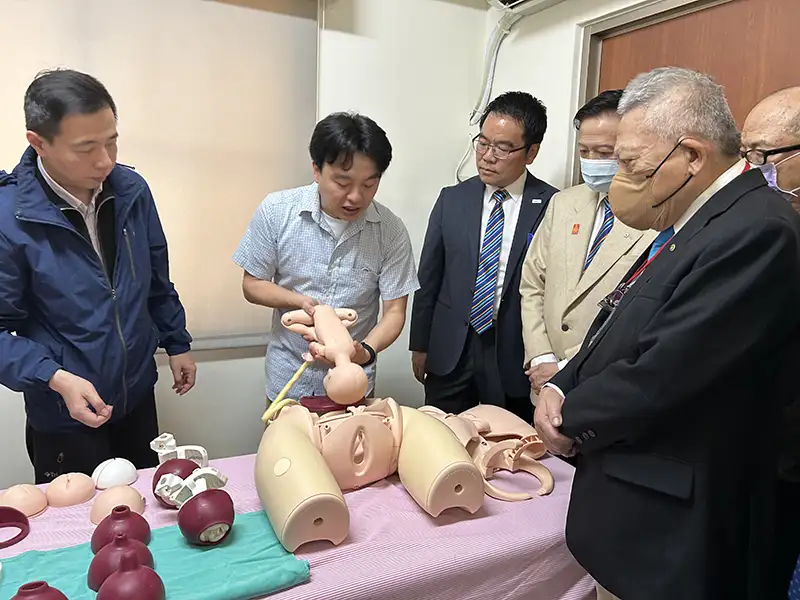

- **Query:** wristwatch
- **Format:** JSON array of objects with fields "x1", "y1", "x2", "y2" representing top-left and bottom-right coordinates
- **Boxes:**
[{"x1": 359, "y1": 342, "x2": 376, "y2": 367}]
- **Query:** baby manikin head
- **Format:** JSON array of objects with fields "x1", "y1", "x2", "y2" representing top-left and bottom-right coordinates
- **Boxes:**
[{"x1": 324, "y1": 362, "x2": 369, "y2": 405}]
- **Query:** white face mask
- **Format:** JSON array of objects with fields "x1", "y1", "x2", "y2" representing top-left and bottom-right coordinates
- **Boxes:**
[
  {"x1": 580, "y1": 157, "x2": 619, "y2": 193},
  {"x1": 755, "y1": 150, "x2": 800, "y2": 200}
]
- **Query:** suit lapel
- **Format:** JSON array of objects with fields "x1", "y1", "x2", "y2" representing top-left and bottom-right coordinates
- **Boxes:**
[
  {"x1": 465, "y1": 177, "x2": 486, "y2": 276},
  {"x1": 657, "y1": 167, "x2": 765, "y2": 254},
  {"x1": 501, "y1": 171, "x2": 549, "y2": 298},
  {"x1": 580, "y1": 245, "x2": 649, "y2": 353},
  {"x1": 569, "y1": 220, "x2": 642, "y2": 308},
  {"x1": 563, "y1": 191, "x2": 597, "y2": 300}
]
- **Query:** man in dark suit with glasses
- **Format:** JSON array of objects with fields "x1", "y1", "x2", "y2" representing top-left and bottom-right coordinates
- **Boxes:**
[{"x1": 409, "y1": 91, "x2": 558, "y2": 422}]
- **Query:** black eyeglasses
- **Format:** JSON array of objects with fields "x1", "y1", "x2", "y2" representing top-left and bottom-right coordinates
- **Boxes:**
[
  {"x1": 740, "y1": 143, "x2": 800, "y2": 166},
  {"x1": 473, "y1": 136, "x2": 526, "y2": 160}
]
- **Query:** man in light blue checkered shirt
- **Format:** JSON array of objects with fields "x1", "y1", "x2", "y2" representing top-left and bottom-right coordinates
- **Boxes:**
[{"x1": 233, "y1": 112, "x2": 419, "y2": 402}]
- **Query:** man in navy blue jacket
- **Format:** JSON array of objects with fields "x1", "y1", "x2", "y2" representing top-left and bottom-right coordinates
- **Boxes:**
[{"x1": 0, "y1": 69, "x2": 196, "y2": 483}]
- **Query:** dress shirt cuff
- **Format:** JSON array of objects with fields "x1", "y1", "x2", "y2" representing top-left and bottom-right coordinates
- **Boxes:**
[
  {"x1": 556, "y1": 356, "x2": 570, "y2": 371},
  {"x1": 530, "y1": 353, "x2": 558, "y2": 367},
  {"x1": 542, "y1": 382, "x2": 565, "y2": 399}
]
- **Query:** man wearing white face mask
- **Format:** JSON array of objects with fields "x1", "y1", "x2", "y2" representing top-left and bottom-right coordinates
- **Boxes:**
[
  {"x1": 520, "y1": 91, "x2": 656, "y2": 402},
  {"x1": 741, "y1": 87, "x2": 800, "y2": 212},
  {"x1": 741, "y1": 86, "x2": 800, "y2": 599}
]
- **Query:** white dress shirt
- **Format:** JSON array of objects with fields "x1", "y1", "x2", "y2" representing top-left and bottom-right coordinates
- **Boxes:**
[
  {"x1": 543, "y1": 158, "x2": 748, "y2": 398},
  {"x1": 37, "y1": 156, "x2": 104, "y2": 263},
  {"x1": 480, "y1": 170, "x2": 526, "y2": 314},
  {"x1": 670, "y1": 159, "x2": 747, "y2": 234}
]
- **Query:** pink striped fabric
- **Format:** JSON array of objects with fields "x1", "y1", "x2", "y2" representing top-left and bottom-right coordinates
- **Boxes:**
[{"x1": 0, "y1": 454, "x2": 594, "y2": 600}]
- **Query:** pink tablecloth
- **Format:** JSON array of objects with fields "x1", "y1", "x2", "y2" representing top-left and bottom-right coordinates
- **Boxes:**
[{"x1": 0, "y1": 455, "x2": 594, "y2": 600}]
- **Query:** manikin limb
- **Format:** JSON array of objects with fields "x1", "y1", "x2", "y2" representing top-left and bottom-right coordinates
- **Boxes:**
[
  {"x1": 282, "y1": 305, "x2": 368, "y2": 406},
  {"x1": 282, "y1": 308, "x2": 359, "y2": 340},
  {"x1": 418, "y1": 405, "x2": 555, "y2": 501}
]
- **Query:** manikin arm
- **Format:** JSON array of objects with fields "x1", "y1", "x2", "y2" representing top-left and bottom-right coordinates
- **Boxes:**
[
  {"x1": 281, "y1": 308, "x2": 358, "y2": 341},
  {"x1": 298, "y1": 305, "x2": 358, "y2": 356},
  {"x1": 282, "y1": 305, "x2": 368, "y2": 405}
]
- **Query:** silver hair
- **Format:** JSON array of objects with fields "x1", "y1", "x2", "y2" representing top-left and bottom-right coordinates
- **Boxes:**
[{"x1": 618, "y1": 67, "x2": 741, "y2": 156}]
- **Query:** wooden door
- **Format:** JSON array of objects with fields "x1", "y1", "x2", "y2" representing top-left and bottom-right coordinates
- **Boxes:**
[{"x1": 598, "y1": 0, "x2": 800, "y2": 126}]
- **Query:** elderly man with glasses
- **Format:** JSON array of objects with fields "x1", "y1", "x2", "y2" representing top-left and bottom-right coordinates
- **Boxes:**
[
  {"x1": 409, "y1": 91, "x2": 558, "y2": 422},
  {"x1": 534, "y1": 68, "x2": 800, "y2": 600},
  {"x1": 742, "y1": 87, "x2": 800, "y2": 211},
  {"x1": 741, "y1": 87, "x2": 800, "y2": 600}
]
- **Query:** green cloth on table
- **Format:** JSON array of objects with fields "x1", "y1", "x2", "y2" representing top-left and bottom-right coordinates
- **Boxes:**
[{"x1": 0, "y1": 511, "x2": 309, "y2": 600}]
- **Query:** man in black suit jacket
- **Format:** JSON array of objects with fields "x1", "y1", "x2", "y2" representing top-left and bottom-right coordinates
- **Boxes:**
[
  {"x1": 410, "y1": 91, "x2": 558, "y2": 423},
  {"x1": 741, "y1": 87, "x2": 800, "y2": 599},
  {"x1": 534, "y1": 67, "x2": 800, "y2": 600}
]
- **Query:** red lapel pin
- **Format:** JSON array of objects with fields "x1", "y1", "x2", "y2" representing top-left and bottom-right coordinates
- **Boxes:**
[{"x1": 571, "y1": 223, "x2": 580, "y2": 235}]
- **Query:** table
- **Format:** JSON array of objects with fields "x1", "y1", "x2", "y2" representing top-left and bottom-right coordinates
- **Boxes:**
[{"x1": 0, "y1": 454, "x2": 595, "y2": 600}]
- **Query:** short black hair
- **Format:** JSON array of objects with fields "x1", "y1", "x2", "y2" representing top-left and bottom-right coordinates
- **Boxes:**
[
  {"x1": 573, "y1": 89, "x2": 623, "y2": 130},
  {"x1": 479, "y1": 91, "x2": 548, "y2": 147},
  {"x1": 309, "y1": 112, "x2": 392, "y2": 175},
  {"x1": 24, "y1": 69, "x2": 117, "y2": 141}
]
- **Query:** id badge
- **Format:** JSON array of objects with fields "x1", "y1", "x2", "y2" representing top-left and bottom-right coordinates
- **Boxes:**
[{"x1": 598, "y1": 282, "x2": 628, "y2": 315}]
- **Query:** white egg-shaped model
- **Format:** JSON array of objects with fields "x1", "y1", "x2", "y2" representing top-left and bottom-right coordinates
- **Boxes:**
[{"x1": 92, "y1": 458, "x2": 138, "y2": 490}]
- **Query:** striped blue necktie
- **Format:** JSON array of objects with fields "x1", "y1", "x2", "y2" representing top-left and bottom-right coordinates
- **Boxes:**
[
  {"x1": 583, "y1": 197, "x2": 613, "y2": 272},
  {"x1": 470, "y1": 188, "x2": 508, "y2": 334}
]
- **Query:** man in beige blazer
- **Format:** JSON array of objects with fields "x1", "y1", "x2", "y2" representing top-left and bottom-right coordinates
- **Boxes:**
[{"x1": 520, "y1": 90, "x2": 656, "y2": 401}]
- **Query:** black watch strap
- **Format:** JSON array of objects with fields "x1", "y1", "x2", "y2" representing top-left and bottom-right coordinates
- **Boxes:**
[{"x1": 360, "y1": 342, "x2": 376, "y2": 367}]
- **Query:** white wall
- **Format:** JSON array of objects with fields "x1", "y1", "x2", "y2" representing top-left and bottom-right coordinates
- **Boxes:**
[
  {"x1": 0, "y1": 0, "x2": 318, "y2": 342},
  {"x1": 486, "y1": 0, "x2": 648, "y2": 190},
  {"x1": 0, "y1": 0, "x2": 486, "y2": 488}
]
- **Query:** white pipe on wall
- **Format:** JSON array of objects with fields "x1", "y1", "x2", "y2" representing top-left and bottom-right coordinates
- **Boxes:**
[
  {"x1": 456, "y1": 0, "x2": 569, "y2": 182},
  {"x1": 456, "y1": 10, "x2": 523, "y2": 182}
]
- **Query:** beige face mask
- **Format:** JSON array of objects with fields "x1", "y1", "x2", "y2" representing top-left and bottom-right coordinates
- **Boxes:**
[{"x1": 608, "y1": 141, "x2": 694, "y2": 232}]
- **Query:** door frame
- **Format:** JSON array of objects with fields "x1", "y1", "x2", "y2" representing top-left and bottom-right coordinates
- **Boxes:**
[{"x1": 566, "y1": 0, "x2": 734, "y2": 186}]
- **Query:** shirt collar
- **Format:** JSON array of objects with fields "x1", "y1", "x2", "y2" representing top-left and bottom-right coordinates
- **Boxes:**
[
  {"x1": 595, "y1": 191, "x2": 608, "y2": 208},
  {"x1": 485, "y1": 170, "x2": 527, "y2": 203},
  {"x1": 672, "y1": 158, "x2": 747, "y2": 234},
  {"x1": 298, "y1": 182, "x2": 381, "y2": 223},
  {"x1": 37, "y1": 155, "x2": 102, "y2": 211}
]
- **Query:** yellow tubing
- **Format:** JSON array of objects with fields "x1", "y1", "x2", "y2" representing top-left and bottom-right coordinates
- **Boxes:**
[{"x1": 260, "y1": 360, "x2": 311, "y2": 423}]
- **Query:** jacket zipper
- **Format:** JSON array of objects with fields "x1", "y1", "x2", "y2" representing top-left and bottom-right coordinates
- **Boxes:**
[
  {"x1": 123, "y1": 227, "x2": 136, "y2": 280},
  {"x1": 63, "y1": 197, "x2": 129, "y2": 415}
]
